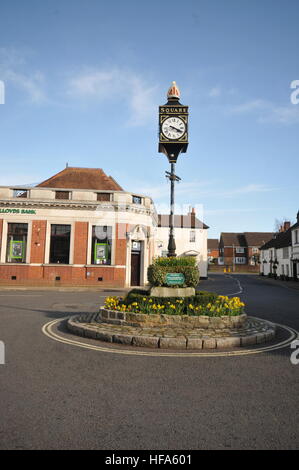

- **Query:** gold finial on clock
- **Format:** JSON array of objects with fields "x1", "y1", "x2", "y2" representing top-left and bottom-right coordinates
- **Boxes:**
[{"x1": 167, "y1": 81, "x2": 180, "y2": 100}]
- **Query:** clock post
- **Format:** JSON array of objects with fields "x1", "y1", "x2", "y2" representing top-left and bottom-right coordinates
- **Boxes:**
[{"x1": 158, "y1": 81, "x2": 189, "y2": 257}]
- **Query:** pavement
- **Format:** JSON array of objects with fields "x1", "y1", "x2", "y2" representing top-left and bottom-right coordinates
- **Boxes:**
[{"x1": 0, "y1": 274, "x2": 298, "y2": 450}]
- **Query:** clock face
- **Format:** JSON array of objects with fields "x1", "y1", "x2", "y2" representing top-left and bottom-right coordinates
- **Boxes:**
[{"x1": 162, "y1": 117, "x2": 186, "y2": 140}]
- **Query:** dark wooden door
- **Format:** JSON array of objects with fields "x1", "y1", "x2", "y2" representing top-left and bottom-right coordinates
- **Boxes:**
[{"x1": 131, "y1": 252, "x2": 141, "y2": 286}]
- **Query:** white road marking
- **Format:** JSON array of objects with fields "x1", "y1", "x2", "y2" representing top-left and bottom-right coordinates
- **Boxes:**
[
  {"x1": 223, "y1": 275, "x2": 243, "y2": 296},
  {"x1": 42, "y1": 317, "x2": 298, "y2": 358}
]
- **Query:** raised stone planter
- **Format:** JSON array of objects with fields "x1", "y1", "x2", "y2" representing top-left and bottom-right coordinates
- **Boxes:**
[
  {"x1": 98, "y1": 308, "x2": 248, "y2": 329},
  {"x1": 67, "y1": 310, "x2": 276, "y2": 350}
]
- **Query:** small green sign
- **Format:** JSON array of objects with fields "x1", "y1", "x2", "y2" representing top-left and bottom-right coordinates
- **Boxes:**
[{"x1": 165, "y1": 273, "x2": 185, "y2": 286}]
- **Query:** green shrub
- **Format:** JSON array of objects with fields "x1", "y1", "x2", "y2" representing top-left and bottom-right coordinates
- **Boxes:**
[
  {"x1": 153, "y1": 257, "x2": 197, "y2": 267},
  {"x1": 124, "y1": 289, "x2": 217, "y2": 307},
  {"x1": 147, "y1": 256, "x2": 199, "y2": 288}
]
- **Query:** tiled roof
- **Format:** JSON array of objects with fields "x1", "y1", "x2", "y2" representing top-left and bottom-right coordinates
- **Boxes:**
[
  {"x1": 220, "y1": 233, "x2": 247, "y2": 247},
  {"x1": 244, "y1": 232, "x2": 274, "y2": 247},
  {"x1": 208, "y1": 239, "x2": 219, "y2": 249},
  {"x1": 158, "y1": 214, "x2": 209, "y2": 229},
  {"x1": 36, "y1": 167, "x2": 123, "y2": 191},
  {"x1": 260, "y1": 229, "x2": 292, "y2": 250},
  {"x1": 220, "y1": 232, "x2": 274, "y2": 248}
]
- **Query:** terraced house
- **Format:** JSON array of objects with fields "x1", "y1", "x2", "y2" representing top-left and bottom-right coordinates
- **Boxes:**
[{"x1": 260, "y1": 213, "x2": 299, "y2": 281}]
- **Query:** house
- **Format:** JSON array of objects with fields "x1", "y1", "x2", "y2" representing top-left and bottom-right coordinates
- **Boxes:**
[
  {"x1": 291, "y1": 212, "x2": 299, "y2": 280},
  {"x1": 155, "y1": 208, "x2": 209, "y2": 278},
  {"x1": 259, "y1": 224, "x2": 292, "y2": 278},
  {"x1": 219, "y1": 232, "x2": 273, "y2": 271},
  {"x1": 207, "y1": 239, "x2": 219, "y2": 264}
]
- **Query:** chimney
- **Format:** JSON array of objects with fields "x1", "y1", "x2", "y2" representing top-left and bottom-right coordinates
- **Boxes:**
[
  {"x1": 189, "y1": 207, "x2": 196, "y2": 228},
  {"x1": 283, "y1": 221, "x2": 290, "y2": 231}
]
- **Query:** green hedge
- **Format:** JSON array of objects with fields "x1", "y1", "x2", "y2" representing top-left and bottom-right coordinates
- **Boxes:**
[
  {"x1": 147, "y1": 256, "x2": 200, "y2": 288},
  {"x1": 124, "y1": 289, "x2": 217, "y2": 307}
]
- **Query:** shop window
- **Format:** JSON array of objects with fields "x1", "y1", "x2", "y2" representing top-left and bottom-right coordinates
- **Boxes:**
[
  {"x1": 55, "y1": 191, "x2": 70, "y2": 200},
  {"x1": 6, "y1": 223, "x2": 28, "y2": 263},
  {"x1": 91, "y1": 226, "x2": 112, "y2": 265},
  {"x1": 97, "y1": 193, "x2": 111, "y2": 202},
  {"x1": 50, "y1": 224, "x2": 71, "y2": 264}
]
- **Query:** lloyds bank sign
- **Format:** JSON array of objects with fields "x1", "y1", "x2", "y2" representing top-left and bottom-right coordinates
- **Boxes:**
[{"x1": 0, "y1": 208, "x2": 36, "y2": 215}]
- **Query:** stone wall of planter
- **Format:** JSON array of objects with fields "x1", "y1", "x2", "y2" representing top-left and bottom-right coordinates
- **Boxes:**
[{"x1": 98, "y1": 308, "x2": 248, "y2": 329}]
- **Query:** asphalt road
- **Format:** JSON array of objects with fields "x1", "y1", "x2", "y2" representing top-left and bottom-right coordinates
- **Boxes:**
[{"x1": 0, "y1": 275, "x2": 298, "y2": 450}]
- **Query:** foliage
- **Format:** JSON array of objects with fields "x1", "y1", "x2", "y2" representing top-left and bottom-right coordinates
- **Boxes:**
[
  {"x1": 152, "y1": 256, "x2": 197, "y2": 267},
  {"x1": 147, "y1": 256, "x2": 199, "y2": 288},
  {"x1": 125, "y1": 289, "x2": 217, "y2": 306},
  {"x1": 104, "y1": 294, "x2": 245, "y2": 317}
]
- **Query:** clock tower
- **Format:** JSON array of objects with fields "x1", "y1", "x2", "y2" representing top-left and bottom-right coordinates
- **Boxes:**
[
  {"x1": 158, "y1": 81, "x2": 189, "y2": 163},
  {"x1": 158, "y1": 82, "x2": 189, "y2": 257}
]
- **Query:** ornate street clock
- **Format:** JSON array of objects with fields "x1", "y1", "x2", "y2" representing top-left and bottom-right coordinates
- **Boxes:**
[{"x1": 159, "y1": 81, "x2": 189, "y2": 163}]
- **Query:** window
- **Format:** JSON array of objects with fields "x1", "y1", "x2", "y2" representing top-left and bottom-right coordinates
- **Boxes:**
[
  {"x1": 6, "y1": 223, "x2": 28, "y2": 263},
  {"x1": 190, "y1": 230, "x2": 196, "y2": 243},
  {"x1": 91, "y1": 226, "x2": 112, "y2": 265},
  {"x1": 50, "y1": 224, "x2": 71, "y2": 264},
  {"x1": 235, "y1": 257, "x2": 246, "y2": 264},
  {"x1": 132, "y1": 195, "x2": 142, "y2": 205},
  {"x1": 252, "y1": 247, "x2": 259, "y2": 254},
  {"x1": 283, "y1": 247, "x2": 289, "y2": 259},
  {"x1": 295, "y1": 230, "x2": 298, "y2": 245},
  {"x1": 97, "y1": 193, "x2": 111, "y2": 202},
  {"x1": 282, "y1": 265, "x2": 285, "y2": 275},
  {"x1": 55, "y1": 191, "x2": 70, "y2": 200},
  {"x1": 13, "y1": 189, "x2": 28, "y2": 198},
  {"x1": 235, "y1": 247, "x2": 245, "y2": 254}
]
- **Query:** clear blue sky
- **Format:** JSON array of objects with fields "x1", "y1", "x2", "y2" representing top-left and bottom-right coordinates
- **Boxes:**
[{"x1": 0, "y1": 0, "x2": 298, "y2": 238}]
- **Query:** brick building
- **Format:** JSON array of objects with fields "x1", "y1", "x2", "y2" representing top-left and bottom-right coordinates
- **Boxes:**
[
  {"x1": 0, "y1": 167, "x2": 209, "y2": 287},
  {"x1": 219, "y1": 232, "x2": 273, "y2": 271},
  {"x1": 207, "y1": 239, "x2": 219, "y2": 264},
  {"x1": 0, "y1": 167, "x2": 157, "y2": 287}
]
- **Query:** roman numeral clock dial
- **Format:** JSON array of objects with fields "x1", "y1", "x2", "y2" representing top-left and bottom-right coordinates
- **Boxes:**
[
  {"x1": 162, "y1": 117, "x2": 186, "y2": 140},
  {"x1": 158, "y1": 81, "x2": 188, "y2": 162}
]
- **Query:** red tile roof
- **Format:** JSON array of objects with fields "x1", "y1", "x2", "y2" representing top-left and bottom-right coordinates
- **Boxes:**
[{"x1": 36, "y1": 167, "x2": 123, "y2": 191}]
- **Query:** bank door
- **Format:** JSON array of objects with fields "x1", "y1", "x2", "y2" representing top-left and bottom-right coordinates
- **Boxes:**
[{"x1": 131, "y1": 241, "x2": 141, "y2": 286}]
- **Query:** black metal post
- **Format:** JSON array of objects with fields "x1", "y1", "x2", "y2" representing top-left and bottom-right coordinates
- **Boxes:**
[{"x1": 168, "y1": 161, "x2": 176, "y2": 257}]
